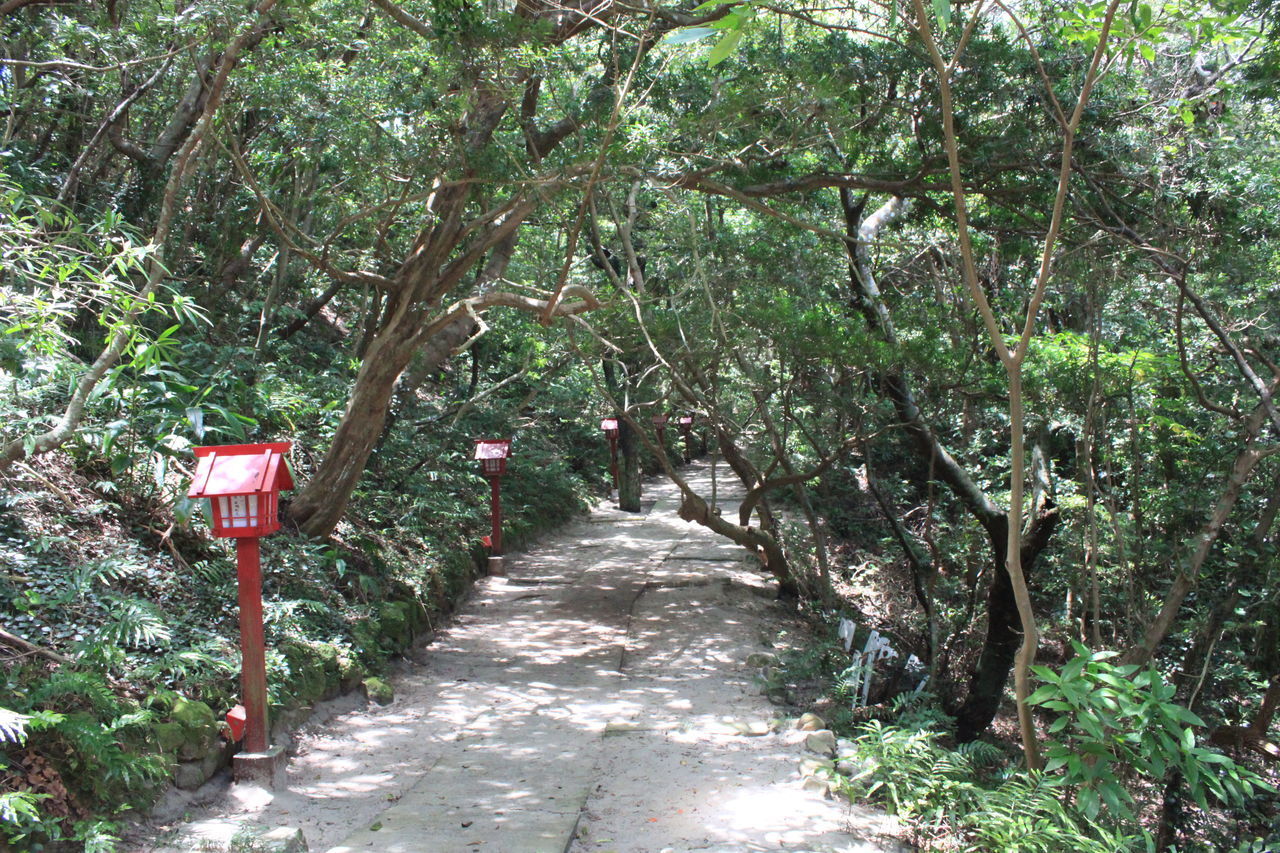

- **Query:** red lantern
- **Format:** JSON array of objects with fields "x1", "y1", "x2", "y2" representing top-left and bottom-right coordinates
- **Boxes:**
[
  {"x1": 678, "y1": 415, "x2": 695, "y2": 463},
  {"x1": 189, "y1": 443, "x2": 293, "y2": 537},
  {"x1": 473, "y1": 439, "x2": 512, "y2": 574},
  {"x1": 600, "y1": 419, "x2": 620, "y2": 492},
  {"x1": 473, "y1": 438, "x2": 512, "y2": 477},
  {"x1": 187, "y1": 442, "x2": 293, "y2": 783},
  {"x1": 651, "y1": 413, "x2": 669, "y2": 445}
]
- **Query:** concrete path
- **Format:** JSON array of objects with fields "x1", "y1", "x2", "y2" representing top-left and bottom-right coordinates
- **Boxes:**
[{"x1": 138, "y1": 463, "x2": 902, "y2": 853}]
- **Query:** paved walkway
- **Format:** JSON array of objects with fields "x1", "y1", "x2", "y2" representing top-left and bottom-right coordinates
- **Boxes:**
[{"x1": 141, "y1": 463, "x2": 902, "y2": 853}]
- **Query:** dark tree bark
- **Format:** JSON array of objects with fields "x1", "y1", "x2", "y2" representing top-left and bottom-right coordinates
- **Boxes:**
[
  {"x1": 839, "y1": 191, "x2": 1061, "y2": 740},
  {"x1": 618, "y1": 417, "x2": 642, "y2": 512},
  {"x1": 277, "y1": 278, "x2": 345, "y2": 340},
  {"x1": 951, "y1": 508, "x2": 1059, "y2": 739}
]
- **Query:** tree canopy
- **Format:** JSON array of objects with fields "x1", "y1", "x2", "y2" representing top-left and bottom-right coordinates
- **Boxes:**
[{"x1": 2, "y1": 0, "x2": 1278, "y2": 847}]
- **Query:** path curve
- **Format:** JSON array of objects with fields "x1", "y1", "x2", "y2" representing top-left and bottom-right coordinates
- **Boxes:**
[{"x1": 137, "y1": 463, "x2": 903, "y2": 853}]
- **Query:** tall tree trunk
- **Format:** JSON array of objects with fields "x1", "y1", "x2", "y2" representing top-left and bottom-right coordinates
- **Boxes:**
[
  {"x1": 618, "y1": 417, "x2": 642, "y2": 512},
  {"x1": 286, "y1": 309, "x2": 422, "y2": 537}
]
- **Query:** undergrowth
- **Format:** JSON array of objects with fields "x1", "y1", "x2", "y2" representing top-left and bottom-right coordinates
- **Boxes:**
[
  {"x1": 775, "y1": 619, "x2": 1276, "y2": 853},
  {"x1": 0, "y1": 322, "x2": 611, "y2": 849}
]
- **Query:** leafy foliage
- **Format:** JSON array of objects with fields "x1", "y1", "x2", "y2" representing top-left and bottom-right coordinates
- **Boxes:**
[
  {"x1": 3, "y1": 0, "x2": 1279, "y2": 846},
  {"x1": 837, "y1": 716, "x2": 1138, "y2": 851},
  {"x1": 1028, "y1": 644, "x2": 1267, "y2": 821}
]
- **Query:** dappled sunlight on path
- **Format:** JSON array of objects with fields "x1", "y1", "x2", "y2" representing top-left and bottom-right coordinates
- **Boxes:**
[{"x1": 136, "y1": 462, "x2": 903, "y2": 853}]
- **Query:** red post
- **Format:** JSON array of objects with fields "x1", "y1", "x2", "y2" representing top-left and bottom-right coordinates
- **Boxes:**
[
  {"x1": 489, "y1": 475, "x2": 503, "y2": 556},
  {"x1": 235, "y1": 537, "x2": 269, "y2": 754},
  {"x1": 679, "y1": 417, "x2": 694, "y2": 463},
  {"x1": 608, "y1": 437, "x2": 619, "y2": 490}
]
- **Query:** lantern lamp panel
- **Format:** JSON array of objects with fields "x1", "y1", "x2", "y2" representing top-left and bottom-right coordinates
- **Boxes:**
[
  {"x1": 218, "y1": 494, "x2": 259, "y2": 528},
  {"x1": 473, "y1": 439, "x2": 512, "y2": 476},
  {"x1": 189, "y1": 442, "x2": 293, "y2": 538}
]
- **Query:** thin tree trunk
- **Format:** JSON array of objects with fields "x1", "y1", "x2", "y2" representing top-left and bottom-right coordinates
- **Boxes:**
[
  {"x1": 911, "y1": 0, "x2": 1121, "y2": 767},
  {"x1": 1120, "y1": 404, "x2": 1273, "y2": 667},
  {"x1": 277, "y1": 277, "x2": 345, "y2": 340}
]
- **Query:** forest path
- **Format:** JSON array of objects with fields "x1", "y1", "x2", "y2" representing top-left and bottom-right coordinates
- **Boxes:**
[{"x1": 139, "y1": 462, "x2": 902, "y2": 853}]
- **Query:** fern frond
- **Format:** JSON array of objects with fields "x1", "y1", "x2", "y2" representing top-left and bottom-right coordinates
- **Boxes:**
[
  {"x1": 29, "y1": 671, "x2": 120, "y2": 715},
  {"x1": 95, "y1": 599, "x2": 173, "y2": 648},
  {"x1": 0, "y1": 707, "x2": 29, "y2": 745},
  {"x1": 0, "y1": 790, "x2": 47, "y2": 825}
]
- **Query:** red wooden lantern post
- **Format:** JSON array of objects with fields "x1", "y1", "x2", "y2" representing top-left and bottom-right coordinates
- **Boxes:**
[
  {"x1": 600, "y1": 418, "x2": 619, "y2": 492},
  {"x1": 474, "y1": 439, "x2": 512, "y2": 576},
  {"x1": 187, "y1": 442, "x2": 292, "y2": 786},
  {"x1": 651, "y1": 413, "x2": 669, "y2": 447},
  {"x1": 678, "y1": 415, "x2": 695, "y2": 463}
]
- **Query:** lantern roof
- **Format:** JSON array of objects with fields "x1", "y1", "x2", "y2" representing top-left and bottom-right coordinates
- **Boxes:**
[
  {"x1": 473, "y1": 438, "x2": 512, "y2": 460},
  {"x1": 188, "y1": 442, "x2": 294, "y2": 500}
]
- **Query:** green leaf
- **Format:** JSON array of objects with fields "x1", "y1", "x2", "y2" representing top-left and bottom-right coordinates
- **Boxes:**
[
  {"x1": 1078, "y1": 786, "x2": 1100, "y2": 819},
  {"x1": 1026, "y1": 684, "x2": 1058, "y2": 703},
  {"x1": 665, "y1": 27, "x2": 717, "y2": 45},
  {"x1": 1063, "y1": 655, "x2": 1086, "y2": 682},
  {"x1": 0, "y1": 709, "x2": 30, "y2": 745},
  {"x1": 1172, "y1": 706, "x2": 1206, "y2": 728},
  {"x1": 706, "y1": 27, "x2": 744, "y2": 67},
  {"x1": 1030, "y1": 665, "x2": 1060, "y2": 684},
  {"x1": 1139, "y1": 43, "x2": 1155, "y2": 61},
  {"x1": 932, "y1": 0, "x2": 950, "y2": 31}
]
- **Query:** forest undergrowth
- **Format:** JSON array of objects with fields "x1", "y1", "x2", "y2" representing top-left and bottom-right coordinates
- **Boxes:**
[
  {"x1": 761, "y1": 474, "x2": 1280, "y2": 853},
  {"x1": 0, "y1": 327, "x2": 607, "y2": 851}
]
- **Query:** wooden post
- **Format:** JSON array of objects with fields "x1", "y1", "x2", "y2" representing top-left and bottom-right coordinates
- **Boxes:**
[
  {"x1": 608, "y1": 437, "x2": 619, "y2": 492},
  {"x1": 489, "y1": 475, "x2": 503, "y2": 557},
  {"x1": 235, "y1": 537, "x2": 269, "y2": 755}
]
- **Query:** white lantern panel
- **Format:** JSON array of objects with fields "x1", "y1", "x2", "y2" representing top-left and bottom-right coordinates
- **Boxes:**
[{"x1": 219, "y1": 494, "x2": 260, "y2": 527}]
